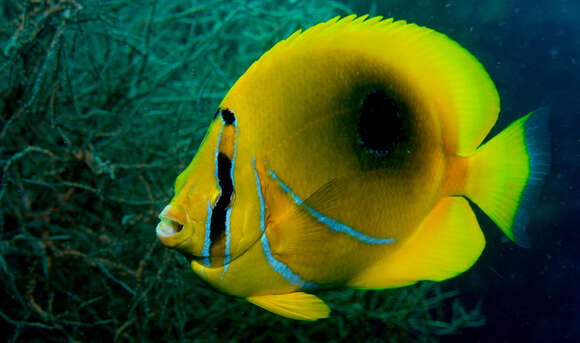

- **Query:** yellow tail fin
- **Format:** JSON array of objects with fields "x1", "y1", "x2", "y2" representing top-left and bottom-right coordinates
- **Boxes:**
[{"x1": 465, "y1": 108, "x2": 550, "y2": 247}]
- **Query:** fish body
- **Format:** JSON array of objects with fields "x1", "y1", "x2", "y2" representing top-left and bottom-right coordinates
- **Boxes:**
[{"x1": 156, "y1": 15, "x2": 550, "y2": 320}]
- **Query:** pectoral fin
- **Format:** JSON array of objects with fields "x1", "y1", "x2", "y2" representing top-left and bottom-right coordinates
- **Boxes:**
[{"x1": 246, "y1": 292, "x2": 330, "y2": 321}]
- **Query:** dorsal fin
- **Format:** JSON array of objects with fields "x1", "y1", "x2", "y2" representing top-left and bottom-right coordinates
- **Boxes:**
[{"x1": 238, "y1": 15, "x2": 499, "y2": 155}]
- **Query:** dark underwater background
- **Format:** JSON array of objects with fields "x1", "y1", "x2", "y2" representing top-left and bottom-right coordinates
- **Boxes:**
[{"x1": 0, "y1": 0, "x2": 578, "y2": 342}]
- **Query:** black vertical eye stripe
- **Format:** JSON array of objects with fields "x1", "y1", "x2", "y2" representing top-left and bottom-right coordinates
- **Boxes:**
[
  {"x1": 210, "y1": 152, "x2": 234, "y2": 242},
  {"x1": 208, "y1": 108, "x2": 237, "y2": 255}
]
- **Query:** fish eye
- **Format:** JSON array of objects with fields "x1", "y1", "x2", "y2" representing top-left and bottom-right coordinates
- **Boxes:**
[
  {"x1": 357, "y1": 89, "x2": 406, "y2": 156},
  {"x1": 221, "y1": 109, "x2": 235, "y2": 125},
  {"x1": 214, "y1": 108, "x2": 236, "y2": 125}
]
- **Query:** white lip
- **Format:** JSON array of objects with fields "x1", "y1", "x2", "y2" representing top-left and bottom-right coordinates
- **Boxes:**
[
  {"x1": 156, "y1": 217, "x2": 182, "y2": 237},
  {"x1": 156, "y1": 205, "x2": 185, "y2": 238}
]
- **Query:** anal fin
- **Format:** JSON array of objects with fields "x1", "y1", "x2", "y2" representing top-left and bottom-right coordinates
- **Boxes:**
[
  {"x1": 246, "y1": 292, "x2": 330, "y2": 321},
  {"x1": 349, "y1": 197, "x2": 485, "y2": 289}
]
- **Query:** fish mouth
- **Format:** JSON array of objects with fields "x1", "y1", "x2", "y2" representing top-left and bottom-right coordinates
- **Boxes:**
[
  {"x1": 156, "y1": 205, "x2": 263, "y2": 269},
  {"x1": 156, "y1": 216, "x2": 184, "y2": 237},
  {"x1": 155, "y1": 205, "x2": 193, "y2": 249},
  {"x1": 156, "y1": 216, "x2": 206, "y2": 261}
]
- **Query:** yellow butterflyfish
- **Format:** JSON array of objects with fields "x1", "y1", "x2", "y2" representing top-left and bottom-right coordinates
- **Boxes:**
[{"x1": 156, "y1": 15, "x2": 550, "y2": 321}]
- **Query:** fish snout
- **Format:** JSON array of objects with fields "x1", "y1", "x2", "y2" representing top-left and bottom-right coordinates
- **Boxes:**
[{"x1": 156, "y1": 204, "x2": 190, "y2": 248}]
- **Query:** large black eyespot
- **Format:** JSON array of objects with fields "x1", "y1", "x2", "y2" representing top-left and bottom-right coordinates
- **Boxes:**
[{"x1": 358, "y1": 90, "x2": 405, "y2": 156}]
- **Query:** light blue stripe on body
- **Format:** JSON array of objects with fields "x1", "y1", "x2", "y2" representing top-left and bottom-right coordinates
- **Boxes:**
[
  {"x1": 253, "y1": 158, "x2": 317, "y2": 289},
  {"x1": 202, "y1": 200, "x2": 212, "y2": 267},
  {"x1": 229, "y1": 119, "x2": 238, "y2": 190},
  {"x1": 268, "y1": 170, "x2": 395, "y2": 245},
  {"x1": 221, "y1": 206, "x2": 232, "y2": 278},
  {"x1": 221, "y1": 120, "x2": 237, "y2": 278},
  {"x1": 268, "y1": 170, "x2": 303, "y2": 205}
]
